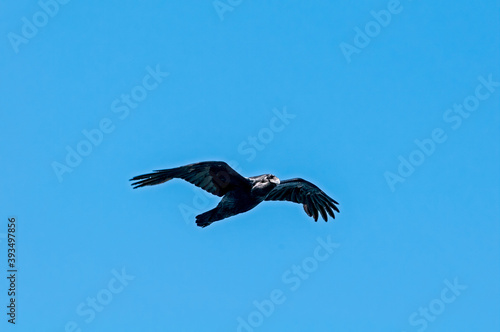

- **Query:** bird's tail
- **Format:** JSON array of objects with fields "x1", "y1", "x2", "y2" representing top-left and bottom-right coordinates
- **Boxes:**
[{"x1": 196, "y1": 208, "x2": 222, "y2": 228}]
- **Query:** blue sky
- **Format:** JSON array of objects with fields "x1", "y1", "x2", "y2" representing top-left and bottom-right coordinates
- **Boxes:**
[{"x1": 1, "y1": 0, "x2": 499, "y2": 331}]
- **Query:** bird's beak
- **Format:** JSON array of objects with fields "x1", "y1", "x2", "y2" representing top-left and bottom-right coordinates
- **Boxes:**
[{"x1": 271, "y1": 177, "x2": 280, "y2": 185}]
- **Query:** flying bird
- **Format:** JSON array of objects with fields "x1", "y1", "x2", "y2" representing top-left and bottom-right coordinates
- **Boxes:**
[{"x1": 130, "y1": 161, "x2": 339, "y2": 228}]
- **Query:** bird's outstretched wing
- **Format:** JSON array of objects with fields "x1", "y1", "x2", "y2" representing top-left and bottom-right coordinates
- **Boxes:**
[
  {"x1": 265, "y1": 178, "x2": 339, "y2": 221},
  {"x1": 130, "y1": 161, "x2": 251, "y2": 197}
]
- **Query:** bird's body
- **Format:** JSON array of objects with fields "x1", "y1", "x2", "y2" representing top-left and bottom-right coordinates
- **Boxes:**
[{"x1": 130, "y1": 161, "x2": 339, "y2": 227}]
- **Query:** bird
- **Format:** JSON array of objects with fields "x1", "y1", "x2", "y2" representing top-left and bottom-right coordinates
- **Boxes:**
[{"x1": 130, "y1": 161, "x2": 339, "y2": 228}]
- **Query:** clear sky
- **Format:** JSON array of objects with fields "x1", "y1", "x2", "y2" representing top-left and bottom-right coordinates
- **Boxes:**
[{"x1": 1, "y1": 1, "x2": 499, "y2": 331}]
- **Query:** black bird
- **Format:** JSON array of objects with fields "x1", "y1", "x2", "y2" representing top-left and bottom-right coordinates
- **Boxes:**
[{"x1": 130, "y1": 161, "x2": 339, "y2": 228}]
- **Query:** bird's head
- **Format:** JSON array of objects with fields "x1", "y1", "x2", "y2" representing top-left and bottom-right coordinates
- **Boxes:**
[
  {"x1": 267, "y1": 174, "x2": 280, "y2": 185},
  {"x1": 251, "y1": 174, "x2": 281, "y2": 197}
]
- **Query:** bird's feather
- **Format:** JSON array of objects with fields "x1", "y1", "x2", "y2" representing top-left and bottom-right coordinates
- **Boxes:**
[
  {"x1": 265, "y1": 178, "x2": 339, "y2": 221},
  {"x1": 130, "y1": 161, "x2": 251, "y2": 197}
]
